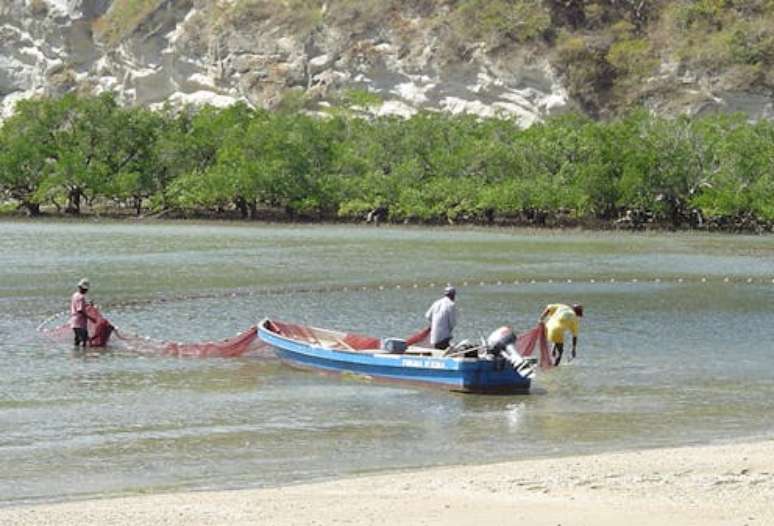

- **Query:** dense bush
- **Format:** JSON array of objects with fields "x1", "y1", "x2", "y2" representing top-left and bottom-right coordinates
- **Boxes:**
[
  {"x1": 1, "y1": 94, "x2": 773, "y2": 229},
  {"x1": 451, "y1": 0, "x2": 552, "y2": 49},
  {"x1": 548, "y1": 0, "x2": 774, "y2": 111}
]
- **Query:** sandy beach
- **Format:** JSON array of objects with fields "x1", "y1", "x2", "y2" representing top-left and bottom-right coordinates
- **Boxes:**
[{"x1": 2, "y1": 440, "x2": 772, "y2": 526}]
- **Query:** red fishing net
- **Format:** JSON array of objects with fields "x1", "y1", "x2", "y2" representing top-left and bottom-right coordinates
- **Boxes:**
[
  {"x1": 517, "y1": 323, "x2": 553, "y2": 369},
  {"x1": 40, "y1": 305, "x2": 259, "y2": 357},
  {"x1": 88, "y1": 304, "x2": 114, "y2": 346},
  {"x1": 405, "y1": 326, "x2": 430, "y2": 346},
  {"x1": 267, "y1": 320, "x2": 381, "y2": 350},
  {"x1": 267, "y1": 321, "x2": 430, "y2": 351},
  {"x1": 39, "y1": 304, "x2": 114, "y2": 347},
  {"x1": 341, "y1": 333, "x2": 382, "y2": 350},
  {"x1": 114, "y1": 326, "x2": 259, "y2": 357}
]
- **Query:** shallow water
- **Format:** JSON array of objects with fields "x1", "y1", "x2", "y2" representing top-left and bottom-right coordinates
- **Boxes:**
[{"x1": 1, "y1": 220, "x2": 773, "y2": 505}]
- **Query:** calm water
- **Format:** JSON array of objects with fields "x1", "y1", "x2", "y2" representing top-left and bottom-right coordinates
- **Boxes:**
[{"x1": 1, "y1": 220, "x2": 773, "y2": 505}]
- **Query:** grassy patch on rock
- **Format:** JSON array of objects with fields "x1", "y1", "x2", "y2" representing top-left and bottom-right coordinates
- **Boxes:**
[{"x1": 93, "y1": 0, "x2": 168, "y2": 46}]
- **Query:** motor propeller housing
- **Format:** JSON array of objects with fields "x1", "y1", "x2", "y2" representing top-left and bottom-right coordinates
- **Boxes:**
[{"x1": 485, "y1": 326, "x2": 535, "y2": 378}]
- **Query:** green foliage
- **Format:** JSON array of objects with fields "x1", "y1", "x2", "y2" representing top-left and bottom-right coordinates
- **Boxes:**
[
  {"x1": 0, "y1": 97, "x2": 64, "y2": 215},
  {"x1": 554, "y1": 32, "x2": 613, "y2": 114},
  {"x1": 451, "y1": 0, "x2": 552, "y2": 50},
  {"x1": 34, "y1": 93, "x2": 125, "y2": 214},
  {"x1": 690, "y1": 117, "x2": 774, "y2": 219},
  {"x1": 543, "y1": 0, "x2": 774, "y2": 111},
  {"x1": 100, "y1": 107, "x2": 166, "y2": 214},
  {"x1": 333, "y1": 89, "x2": 383, "y2": 113},
  {"x1": 93, "y1": 0, "x2": 166, "y2": 45},
  {"x1": 607, "y1": 38, "x2": 653, "y2": 77},
  {"x1": 223, "y1": 0, "x2": 322, "y2": 34},
  {"x1": 727, "y1": 19, "x2": 774, "y2": 66},
  {"x1": 1, "y1": 110, "x2": 42, "y2": 212},
  {"x1": 276, "y1": 89, "x2": 314, "y2": 114},
  {"x1": 673, "y1": 0, "x2": 731, "y2": 31},
  {"x1": 2, "y1": 94, "x2": 774, "y2": 226},
  {"x1": 665, "y1": 0, "x2": 774, "y2": 73},
  {"x1": 323, "y1": 0, "x2": 398, "y2": 34}
]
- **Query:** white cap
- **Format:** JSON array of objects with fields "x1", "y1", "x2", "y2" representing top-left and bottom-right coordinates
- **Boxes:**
[
  {"x1": 78, "y1": 278, "x2": 90, "y2": 290},
  {"x1": 444, "y1": 285, "x2": 456, "y2": 296}
]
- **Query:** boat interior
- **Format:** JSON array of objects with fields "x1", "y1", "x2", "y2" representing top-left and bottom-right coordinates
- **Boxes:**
[{"x1": 265, "y1": 320, "x2": 458, "y2": 358}]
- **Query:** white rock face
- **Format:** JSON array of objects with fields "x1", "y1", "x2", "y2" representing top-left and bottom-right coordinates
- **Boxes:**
[
  {"x1": 40, "y1": 0, "x2": 82, "y2": 18},
  {"x1": 374, "y1": 100, "x2": 417, "y2": 119},
  {"x1": 156, "y1": 90, "x2": 242, "y2": 109},
  {"x1": 393, "y1": 81, "x2": 434, "y2": 106},
  {"x1": 0, "y1": 0, "x2": 576, "y2": 123},
  {"x1": 0, "y1": 0, "x2": 770, "y2": 123},
  {"x1": 0, "y1": 19, "x2": 61, "y2": 113}
]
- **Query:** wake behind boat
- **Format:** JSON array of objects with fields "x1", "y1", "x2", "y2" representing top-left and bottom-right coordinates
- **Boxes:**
[{"x1": 258, "y1": 319, "x2": 536, "y2": 394}]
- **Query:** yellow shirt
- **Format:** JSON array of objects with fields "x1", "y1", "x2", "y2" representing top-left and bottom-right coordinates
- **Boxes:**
[{"x1": 543, "y1": 304, "x2": 579, "y2": 344}]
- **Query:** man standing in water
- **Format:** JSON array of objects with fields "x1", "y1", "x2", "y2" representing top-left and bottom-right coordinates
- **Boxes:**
[
  {"x1": 539, "y1": 303, "x2": 583, "y2": 365},
  {"x1": 70, "y1": 278, "x2": 93, "y2": 347},
  {"x1": 425, "y1": 286, "x2": 457, "y2": 350}
]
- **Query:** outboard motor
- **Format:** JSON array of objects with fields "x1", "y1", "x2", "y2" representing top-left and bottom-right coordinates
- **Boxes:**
[{"x1": 486, "y1": 326, "x2": 535, "y2": 378}]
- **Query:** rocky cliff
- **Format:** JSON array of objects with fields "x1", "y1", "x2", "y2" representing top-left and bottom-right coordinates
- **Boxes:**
[{"x1": 2, "y1": 0, "x2": 773, "y2": 123}]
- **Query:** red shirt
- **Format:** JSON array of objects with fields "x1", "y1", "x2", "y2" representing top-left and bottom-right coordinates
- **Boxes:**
[{"x1": 70, "y1": 291, "x2": 87, "y2": 329}]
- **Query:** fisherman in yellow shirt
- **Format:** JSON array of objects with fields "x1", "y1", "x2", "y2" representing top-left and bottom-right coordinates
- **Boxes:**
[{"x1": 539, "y1": 304, "x2": 583, "y2": 366}]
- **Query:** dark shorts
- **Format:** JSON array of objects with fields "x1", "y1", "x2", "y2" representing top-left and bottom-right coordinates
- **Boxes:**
[
  {"x1": 73, "y1": 327, "x2": 89, "y2": 346},
  {"x1": 433, "y1": 338, "x2": 451, "y2": 350}
]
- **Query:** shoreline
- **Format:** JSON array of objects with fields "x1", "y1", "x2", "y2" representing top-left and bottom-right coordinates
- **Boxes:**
[
  {"x1": 3, "y1": 439, "x2": 772, "y2": 525},
  {"x1": 2, "y1": 213, "x2": 773, "y2": 236}
]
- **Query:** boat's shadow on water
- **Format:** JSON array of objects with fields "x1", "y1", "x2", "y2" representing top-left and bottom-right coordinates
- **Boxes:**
[
  {"x1": 524, "y1": 386, "x2": 549, "y2": 396},
  {"x1": 449, "y1": 385, "x2": 549, "y2": 398}
]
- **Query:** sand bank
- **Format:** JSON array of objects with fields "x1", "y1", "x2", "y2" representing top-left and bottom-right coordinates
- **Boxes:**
[{"x1": 3, "y1": 440, "x2": 772, "y2": 526}]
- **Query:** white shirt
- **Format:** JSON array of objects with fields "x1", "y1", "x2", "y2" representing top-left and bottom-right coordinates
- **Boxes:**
[{"x1": 425, "y1": 296, "x2": 457, "y2": 345}]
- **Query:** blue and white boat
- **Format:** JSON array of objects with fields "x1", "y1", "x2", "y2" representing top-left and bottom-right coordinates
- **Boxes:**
[{"x1": 258, "y1": 319, "x2": 534, "y2": 394}]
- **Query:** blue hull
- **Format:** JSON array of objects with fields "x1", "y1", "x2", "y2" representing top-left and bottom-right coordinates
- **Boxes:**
[{"x1": 258, "y1": 320, "x2": 531, "y2": 394}]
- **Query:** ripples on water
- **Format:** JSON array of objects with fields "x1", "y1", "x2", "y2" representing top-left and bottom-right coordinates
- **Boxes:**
[{"x1": 1, "y1": 220, "x2": 773, "y2": 505}]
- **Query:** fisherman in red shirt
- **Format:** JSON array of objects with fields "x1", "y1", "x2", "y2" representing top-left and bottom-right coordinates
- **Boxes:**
[{"x1": 70, "y1": 278, "x2": 94, "y2": 347}]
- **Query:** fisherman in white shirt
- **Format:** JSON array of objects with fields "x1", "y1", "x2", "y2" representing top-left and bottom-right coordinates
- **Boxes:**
[{"x1": 425, "y1": 286, "x2": 457, "y2": 350}]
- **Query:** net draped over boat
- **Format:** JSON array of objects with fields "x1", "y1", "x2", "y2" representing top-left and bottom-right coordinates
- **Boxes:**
[
  {"x1": 267, "y1": 320, "x2": 431, "y2": 351},
  {"x1": 405, "y1": 326, "x2": 431, "y2": 346},
  {"x1": 40, "y1": 305, "x2": 259, "y2": 357}
]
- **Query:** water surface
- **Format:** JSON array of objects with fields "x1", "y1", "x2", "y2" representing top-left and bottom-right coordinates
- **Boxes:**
[{"x1": 1, "y1": 220, "x2": 773, "y2": 505}]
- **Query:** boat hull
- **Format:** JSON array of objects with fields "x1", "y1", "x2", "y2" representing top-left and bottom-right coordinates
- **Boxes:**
[{"x1": 259, "y1": 320, "x2": 531, "y2": 395}]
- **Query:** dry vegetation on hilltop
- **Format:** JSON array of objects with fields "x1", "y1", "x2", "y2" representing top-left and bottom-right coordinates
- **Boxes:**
[{"x1": 90, "y1": 0, "x2": 774, "y2": 116}]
